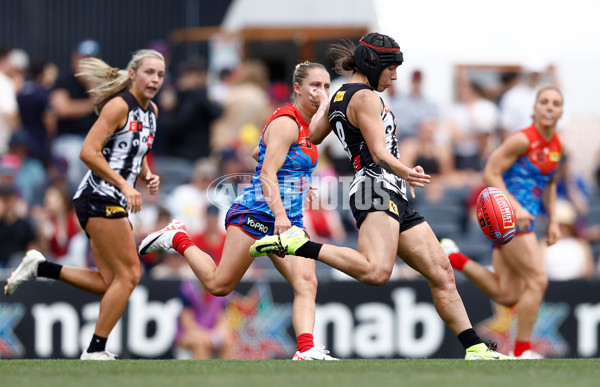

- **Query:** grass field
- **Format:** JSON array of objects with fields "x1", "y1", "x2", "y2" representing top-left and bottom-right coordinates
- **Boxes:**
[{"x1": 1, "y1": 359, "x2": 599, "y2": 387}]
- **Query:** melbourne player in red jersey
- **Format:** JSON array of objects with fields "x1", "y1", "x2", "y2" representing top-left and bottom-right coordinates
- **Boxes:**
[
  {"x1": 138, "y1": 62, "x2": 337, "y2": 360},
  {"x1": 442, "y1": 86, "x2": 564, "y2": 359}
]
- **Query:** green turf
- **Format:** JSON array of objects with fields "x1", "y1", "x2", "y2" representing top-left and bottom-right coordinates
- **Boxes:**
[{"x1": 1, "y1": 359, "x2": 599, "y2": 387}]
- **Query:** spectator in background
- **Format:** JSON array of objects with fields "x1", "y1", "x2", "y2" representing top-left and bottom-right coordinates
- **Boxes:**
[
  {"x1": 45, "y1": 155, "x2": 70, "y2": 191},
  {"x1": 447, "y1": 80, "x2": 499, "y2": 172},
  {"x1": 159, "y1": 59, "x2": 222, "y2": 161},
  {"x1": 388, "y1": 69, "x2": 439, "y2": 142},
  {"x1": 0, "y1": 184, "x2": 38, "y2": 269},
  {"x1": 553, "y1": 154, "x2": 590, "y2": 223},
  {"x1": 595, "y1": 150, "x2": 600, "y2": 194},
  {"x1": 303, "y1": 170, "x2": 347, "y2": 246},
  {"x1": 49, "y1": 39, "x2": 101, "y2": 191},
  {"x1": 146, "y1": 205, "x2": 195, "y2": 281},
  {"x1": 150, "y1": 250, "x2": 196, "y2": 280},
  {"x1": 498, "y1": 68, "x2": 537, "y2": 139},
  {"x1": 174, "y1": 279, "x2": 235, "y2": 359},
  {"x1": 137, "y1": 206, "x2": 171, "y2": 273},
  {"x1": 498, "y1": 62, "x2": 559, "y2": 139},
  {"x1": 17, "y1": 57, "x2": 57, "y2": 165},
  {"x1": 5, "y1": 131, "x2": 47, "y2": 206},
  {"x1": 8, "y1": 49, "x2": 29, "y2": 95},
  {"x1": 399, "y1": 116, "x2": 456, "y2": 203},
  {"x1": 210, "y1": 60, "x2": 272, "y2": 155},
  {"x1": 543, "y1": 200, "x2": 595, "y2": 280},
  {"x1": 146, "y1": 39, "x2": 175, "y2": 156},
  {"x1": 218, "y1": 147, "x2": 253, "y2": 177},
  {"x1": 0, "y1": 46, "x2": 21, "y2": 154},
  {"x1": 151, "y1": 205, "x2": 226, "y2": 280},
  {"x1": 190, "y1": 204, "x2": 227, "y2": 261},
  {"x1": 165, "y1": 158, "x2": 223, "y2": 235},
  {"x1": 32, "y1": 183, "x2": 85, "y2": 267},
  {"x1": 39, "y1": 61, "x2": 59, "y2": 90},
  {"x1": 208, "y1": 67, "x2": 234, "y2": 105},
  {"x1": 496, "y1": 71, "x2": 519, "y2": 105},
  {"x1": 130, "y1": 189, "x2": 166, "y2": 259}
]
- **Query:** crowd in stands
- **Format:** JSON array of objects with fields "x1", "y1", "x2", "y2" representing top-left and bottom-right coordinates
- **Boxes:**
[{"x1": 1, "y1": 39, "x2": 600, "y2": 283}]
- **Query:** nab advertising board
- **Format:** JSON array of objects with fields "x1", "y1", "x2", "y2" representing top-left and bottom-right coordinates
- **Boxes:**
[{"x1": 1, "y1": 279, "x2": 599, "y2": 359}]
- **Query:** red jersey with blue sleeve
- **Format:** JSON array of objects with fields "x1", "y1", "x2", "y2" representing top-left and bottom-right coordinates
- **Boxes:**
[
  {"x1": 232, "y1": 103, "x2": 318, "y2": 223},
  {"x1": 502, "y1": 124, "x2": 562, "y2": 219}
]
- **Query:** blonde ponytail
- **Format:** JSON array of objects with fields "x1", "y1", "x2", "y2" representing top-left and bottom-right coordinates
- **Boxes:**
[{"x1": 76, "y1": 49, "x2": 164, "y2": 114}]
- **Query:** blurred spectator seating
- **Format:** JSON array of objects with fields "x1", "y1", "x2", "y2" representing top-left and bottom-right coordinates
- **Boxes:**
[
  {"x1": 152, "y1": 155, "x2": 194, "y2": 196},
  {"x1": 543, "y1": 200, "x2": 595, "y2": 280},
  {"x1": 414, "y1": 202, "x2": 465, "y2": 241}
]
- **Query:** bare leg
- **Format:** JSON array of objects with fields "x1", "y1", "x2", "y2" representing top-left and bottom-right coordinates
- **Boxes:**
[
  {"x1": 182, "y1": 226, "x2": 256, "y2": 296},
  {"x1": 316, "y1": 212, "x2": 399, "y2": 285},
  {"x1": 495, "y1": 233, "x2": 547, "y2": 342},
  {"x1": 86, "y1": 217, "x2": 141, "y2": 337},
  {"x1": 182, "y1": 225, "x2": 318, "y2": 338},
  {"x1": 57, "y1": 265, "x2": 110, "y2": 296},
  {"x1": 271, "y1": 254, "x2": 317, "y2": 337},
  {"x1": 398, "y1": 222, "x2": 473, "y2": 335},
  {"x1": 460, "y1": 248, "x2": 524, "y2": 306}
]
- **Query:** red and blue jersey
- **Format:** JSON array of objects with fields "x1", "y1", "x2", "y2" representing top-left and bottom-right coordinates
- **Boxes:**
[
  {"x1": 232, "y1": 104, "x2": 318, "y2": 223},
  {"x1": 503, "y1": 124, "x2": 562, "y2": 219}
]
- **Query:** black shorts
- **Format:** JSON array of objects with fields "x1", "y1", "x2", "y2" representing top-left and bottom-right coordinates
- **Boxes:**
[
  {"x1": 349, "y1": 183, "x2": 424, "y2": 232},
  {"x1": 74, "y1": 193, "x2": 129, "y2": 231}
]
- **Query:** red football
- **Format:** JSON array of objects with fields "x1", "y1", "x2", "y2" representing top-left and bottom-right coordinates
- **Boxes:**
[{"x1": 476, "y1": 187, "x2": 516, "y2": 244}]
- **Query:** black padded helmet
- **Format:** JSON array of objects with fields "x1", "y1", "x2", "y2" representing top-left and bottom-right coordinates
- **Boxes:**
[{"x1": 353, "y1": 32, "x2": 403, "y2": 90}]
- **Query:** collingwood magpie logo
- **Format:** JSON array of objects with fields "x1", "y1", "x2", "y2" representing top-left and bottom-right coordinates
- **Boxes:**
[{"x1": 245, "y1": 216, "x2": 269, "y2": 236}]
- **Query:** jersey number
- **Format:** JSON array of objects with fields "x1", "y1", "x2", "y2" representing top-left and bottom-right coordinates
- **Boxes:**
[{"x1": 334, "y1": 121, "x2": 352, "y2": 159}]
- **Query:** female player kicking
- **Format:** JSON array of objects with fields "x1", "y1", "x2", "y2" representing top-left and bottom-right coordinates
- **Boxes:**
[{"x1": 250, "y1": 33, "x2": 511, "y2": 360}]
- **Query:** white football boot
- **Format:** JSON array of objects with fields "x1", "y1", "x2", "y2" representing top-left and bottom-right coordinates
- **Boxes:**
[
  {"x1": 4, "y1": 250, "x2": 46, "y2": 296},
  {"x1": 292, "y1": 346, "x2": 339, "y2": 361},
  {"x1": 138, "y1": 219, "x2": 187, "y2": 256},
  {"x1": 80, "y1": 350, "x2": 117, "y2": 360}
]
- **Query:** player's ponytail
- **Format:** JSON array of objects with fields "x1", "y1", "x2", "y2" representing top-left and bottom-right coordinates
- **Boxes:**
[{"x1": 77, "y1": 49, "x2": 164, "y2": 114}]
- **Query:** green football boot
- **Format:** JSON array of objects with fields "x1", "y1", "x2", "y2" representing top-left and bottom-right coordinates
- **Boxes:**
[
  {"x1": 249, "y1": 226, "x2": 309, "y2": 258},
  {"x1": 465, "y1": 342, "x2": 514, "y2": 360}
]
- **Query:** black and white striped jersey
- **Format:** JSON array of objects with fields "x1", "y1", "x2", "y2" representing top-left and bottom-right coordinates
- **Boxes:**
[
  {"x1": 73, "y1": 90, "x2": 156, "y2": 207},
  {"x1": 328, "y1": 83, "x2": 407, "y2": 200}
]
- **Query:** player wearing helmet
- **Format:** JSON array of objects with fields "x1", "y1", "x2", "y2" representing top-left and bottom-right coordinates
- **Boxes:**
[{"x1": 250, "y1": 33, "x2": 511, "y2": 360}]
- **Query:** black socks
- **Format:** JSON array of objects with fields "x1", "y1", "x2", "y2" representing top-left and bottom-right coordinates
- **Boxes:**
[
  {"x1": 457, "y1": 328, "x2": 483, "y2": 350},
  {"x1": 294, "y1": 241, "x2": 323, "y2": 260},
  {"x1": 87, "y1": 334, "x2": 108, "y2": 353},
  {"x1": 37, "y1": 262, "x2": 62, "y2": 280}
]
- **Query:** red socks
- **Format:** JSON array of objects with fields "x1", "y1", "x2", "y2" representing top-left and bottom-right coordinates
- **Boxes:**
[
  {"x1": 513, "y1": 340, "x2": 531, "y2": 357},
  {"x1": 296, "y1": 333, "x2": 314, "y2": 353},
  {"x1": 448, "y1": 252, "x2": 470, "y2": 271},
  {"x1": 173, "y1": 232, "x2": 195, "y2": 255}
]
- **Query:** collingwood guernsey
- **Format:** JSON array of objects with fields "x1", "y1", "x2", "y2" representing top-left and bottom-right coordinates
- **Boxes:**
[
  {"x1": 328, "y1": 83, "x2": 407, "y2": 200},
  {"x1": 74, "y1": 90, "x2": 156, "y2": 207}
]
